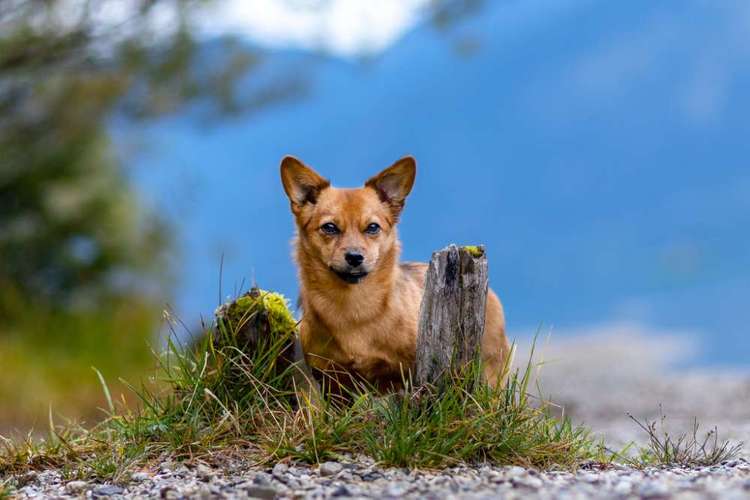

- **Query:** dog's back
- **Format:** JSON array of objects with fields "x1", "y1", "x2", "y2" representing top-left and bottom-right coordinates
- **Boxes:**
[{"x1": 399, "y1": 261, "x2": 428, "y2": 288}]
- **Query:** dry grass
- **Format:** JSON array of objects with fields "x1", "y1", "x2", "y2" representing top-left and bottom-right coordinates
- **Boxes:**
[{"x1": 628, "y1": 410, "x2": 743, "y2": 467}]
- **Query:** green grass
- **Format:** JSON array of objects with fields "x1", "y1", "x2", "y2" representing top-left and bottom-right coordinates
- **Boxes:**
[
  {"x1": 0, "y1": 288, "x2": 641, "y2": 481},
  {"x1": 0, "y1": 287, "x2": 159, "y2": 433}
]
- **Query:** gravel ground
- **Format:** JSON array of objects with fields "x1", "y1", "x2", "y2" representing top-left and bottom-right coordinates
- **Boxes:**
[
  {"x1": 11, "y1": 458, "x2": 750, "y2": 499},
  {"x1": 7, "y1": 328, "x2": 750, "y2": 499}
]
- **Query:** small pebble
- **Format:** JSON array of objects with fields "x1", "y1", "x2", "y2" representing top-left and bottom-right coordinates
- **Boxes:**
[
  {"x1": 160, "y1": 486, "x2": 180, "y2": 499},
  {"x1": 245, "y1": 484, "x2": 278, "y2": 500},
  {"x1": 131, "y1": 471, "x2": 150, "y2": 482},
  {"x1": 319, "y1": 461, "x2": 344, "y2": 477},
  {"x1": 196, "y1": 463, "x2": 214, "y2": 481},
  {"x1": 94, "y1": 484, "x2": 124, "y2": 496},
  {"x1": 614, "y1": 480, "x2": 632, "y2": 494},
  {"x1": 639, "y1": 481, "x2": 671, "y2": 498},
  {"x1": 331, "y1": 484, "x2": 352, "y2": 496},
  {"x1": 505, "y1": 466, "x2": 526, "y2": 477},
  {"x1": 272, "y1": 462, "x2": 289, "y2": 478},
  {"x1": 65, "y1": 480, "x2": 88, "y2": 494}
]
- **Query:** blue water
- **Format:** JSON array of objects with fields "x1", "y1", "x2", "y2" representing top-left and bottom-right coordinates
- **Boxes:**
[{"x1": 123, "y1": 0, "x2": 750, "y2": 365}]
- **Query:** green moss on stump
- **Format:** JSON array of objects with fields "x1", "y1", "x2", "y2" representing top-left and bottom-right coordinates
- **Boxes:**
[
  {"x1": 212, "y1": 288, "x2": 299, "y2": 392},
  {"x1": 462, "y1": 245, "x2": 485, "y2": 258},
  {"x1": 215, "y1": 288, "x2": 297, "y2": 341}
]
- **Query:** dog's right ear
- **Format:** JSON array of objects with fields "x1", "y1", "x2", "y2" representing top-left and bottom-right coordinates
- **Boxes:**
[{"x1": 280, "y1": 156, "x2": 330, "y2": 214}]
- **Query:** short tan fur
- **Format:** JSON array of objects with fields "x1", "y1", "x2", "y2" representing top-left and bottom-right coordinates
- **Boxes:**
[{"x1": 280, "y1": 156, "x2": 509, "y2": 390}]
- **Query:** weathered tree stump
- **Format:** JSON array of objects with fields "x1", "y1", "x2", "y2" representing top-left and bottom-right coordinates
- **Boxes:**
[
  {"x1": 211, "y1": 289, "x2": 320, "y2": 407},
  {"x1": 414, "y1": 244, "x2": 489, "y2": 387},
  {"x1": 213, "y1": 288, "x2": 299, "y2": 384}
]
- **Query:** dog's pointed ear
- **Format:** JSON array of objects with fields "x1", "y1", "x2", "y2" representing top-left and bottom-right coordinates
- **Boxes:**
[
  {"x1": 280, "y1": 156, "x2": 330, "y2": 214},
  {"x1": 365, "y1": 156, "x2": 416, "y2": 217}
]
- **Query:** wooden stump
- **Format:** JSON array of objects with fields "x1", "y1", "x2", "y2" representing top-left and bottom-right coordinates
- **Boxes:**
[
  {"x1": 214, "y1": 288, "x2": 298, "y2": 380},
  {"x1": 414, "y1": 245, "x2": 489, "y2": 387}
]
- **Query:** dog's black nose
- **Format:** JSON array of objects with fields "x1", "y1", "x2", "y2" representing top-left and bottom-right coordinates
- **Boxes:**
[{"x1": 345, "y1": 252, "x2": 364, "y2": 267}]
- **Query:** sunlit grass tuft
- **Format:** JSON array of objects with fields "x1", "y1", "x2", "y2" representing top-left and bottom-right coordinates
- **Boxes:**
[{"x1": 1, "y1": 288, "x2": 605, "y2": 480}]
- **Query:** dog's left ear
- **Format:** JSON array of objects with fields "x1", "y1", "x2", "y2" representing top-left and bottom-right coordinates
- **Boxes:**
[{"x1": 365, "y1": 156, "x2": 416, "y2": 218}]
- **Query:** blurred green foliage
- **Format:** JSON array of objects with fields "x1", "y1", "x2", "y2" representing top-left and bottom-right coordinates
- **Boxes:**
[
  {"x1": 0, "y1": 0, "x2": 291, "y2": 432},
  {"x1": 0, "y1": 0, "x2": 482, "y2": 434},
  {"x1": 0, "y1": 0, "x2": 268, "y2": 304},
  {"x1": 0, "y1": 287, "x2": 160, "y2": 431}
]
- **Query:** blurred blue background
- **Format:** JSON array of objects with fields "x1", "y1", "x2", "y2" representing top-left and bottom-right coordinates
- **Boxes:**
[
  {"x1": 4, "y1": 0, "x2": 750, "y2": 433},
  {"x1": 126, "y1": 0, "x2": 750, "y2": 365}
]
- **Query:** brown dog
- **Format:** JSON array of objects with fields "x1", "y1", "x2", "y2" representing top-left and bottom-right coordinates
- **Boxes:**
[{"x1": 280, "y1": 156, "x2": 510, "y2": 391}]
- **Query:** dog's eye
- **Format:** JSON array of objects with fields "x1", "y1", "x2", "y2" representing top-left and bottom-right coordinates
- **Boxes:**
[
  {"x1": 365, "y1": 223, "x2": 381, "y2": 235},
  {"x1": 320, "y1": 222, "x2": 340, "y2": 235}
]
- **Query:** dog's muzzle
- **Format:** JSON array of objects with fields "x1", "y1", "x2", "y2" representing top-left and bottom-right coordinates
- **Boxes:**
[{"x1": 331, "y1": 267, "x2": 369, "y2": 284}]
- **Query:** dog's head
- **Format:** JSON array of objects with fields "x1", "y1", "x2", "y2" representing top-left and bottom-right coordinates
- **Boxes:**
[{"x1": 280, "y1": 156, "x2": 416, "y2": 284}]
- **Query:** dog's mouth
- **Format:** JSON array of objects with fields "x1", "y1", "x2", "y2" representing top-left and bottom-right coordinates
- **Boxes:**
[{"x1": 331, "y1": 268, "x2": 369, "y2": 284}]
